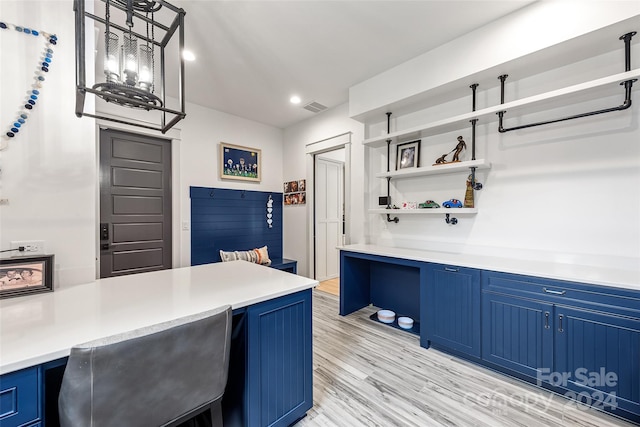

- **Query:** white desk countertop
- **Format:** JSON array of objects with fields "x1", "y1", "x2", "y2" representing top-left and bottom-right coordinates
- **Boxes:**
[
  {"x1": 0, "y1": 261, "x2": 317, "y2": 375},
  {"x1": 339, "y1": 244, "x2": 640, "y2": 292}
]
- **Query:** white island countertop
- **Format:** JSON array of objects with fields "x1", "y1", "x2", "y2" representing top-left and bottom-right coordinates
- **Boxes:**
[
  {"x1": 0, "y1": 261, "x2": 317, "y2": 375},
  {"x1": 339, "y1": 244, "x2": 640, "y2": 292}
]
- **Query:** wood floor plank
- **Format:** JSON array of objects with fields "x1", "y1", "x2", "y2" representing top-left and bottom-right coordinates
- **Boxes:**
[
  {"x1": 299, "y1": 290, "x2": 636, "y2": 427},
  {"x1": 317, "y1": 278, "x2": 340, "y2": 296}
]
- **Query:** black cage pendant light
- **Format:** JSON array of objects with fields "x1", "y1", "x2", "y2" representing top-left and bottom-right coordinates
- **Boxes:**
[{"x1": 74, "y1": 0, "x2": 186, "y2": 133}]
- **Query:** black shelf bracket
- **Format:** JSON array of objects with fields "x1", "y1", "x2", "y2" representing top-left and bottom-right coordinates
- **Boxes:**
[
  {"x1": 497, "y1": 31, "x2": 637, "y2": 133},
  {"x1": 469, "y1": 166, "x2": 483, "y2": 191},
  {"x1": 470, "y1": 83, "x2": 479, "y2": 161},
  {"x1": 445, "y1": 213, "x2": 458, "y2": 225},
  {"x1": 384, "y1": 112, "x2": 399, "y2": 223},
  {"x1": 468, "y1": 85, "x2": 482, "y2": 190},
  {"x1": 386, "y1": 112, "x2": 392, "y2": 173}
]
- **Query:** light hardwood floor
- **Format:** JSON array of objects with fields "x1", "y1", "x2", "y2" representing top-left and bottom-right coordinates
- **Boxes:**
[
  {"x1": 299, "y1": 290, "x2": 635, "y2": 427},
  {"x1": 316, "y1": 278, "x2": 339, "y2": 296}
]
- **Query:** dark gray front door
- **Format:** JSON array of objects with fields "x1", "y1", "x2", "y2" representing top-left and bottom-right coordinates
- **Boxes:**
[{"x1": 99, "y1": 129, "x2": 172, "y2": 278}]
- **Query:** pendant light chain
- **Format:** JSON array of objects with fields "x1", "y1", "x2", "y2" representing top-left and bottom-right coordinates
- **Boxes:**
[
  {"x1": 150, "y1": 10, "x2": 156, "y2": 93},
  {"x1": 105, "y1": 0, "x2": 111, "y2": 61}
]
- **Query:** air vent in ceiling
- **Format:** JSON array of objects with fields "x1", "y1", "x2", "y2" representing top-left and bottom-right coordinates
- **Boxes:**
[{"x1": 303, "y1": 101, "x2": 328, "y2": 113}]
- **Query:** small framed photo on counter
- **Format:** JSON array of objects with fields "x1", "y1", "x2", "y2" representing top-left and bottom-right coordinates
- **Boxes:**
[
  {"x1": 0, "y1": 254, "x2": 54, "y2": 299},
  {"x1": 396, "y1": 140, "x2": 421, "y2": 170}
]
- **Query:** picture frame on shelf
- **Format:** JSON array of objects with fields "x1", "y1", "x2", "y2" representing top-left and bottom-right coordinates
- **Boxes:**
[
  {"x1": 220, "y1": 142, "x2": 261, "y2": 182},
  {"x1": 396, "y1": 140, "x2": 421, "y2": 170},
  {"x1": 0, "y1": 254, "x2": 54, "y2": 299}
]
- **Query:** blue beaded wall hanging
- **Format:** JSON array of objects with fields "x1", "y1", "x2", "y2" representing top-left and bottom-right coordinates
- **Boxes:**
[{"x1": 0, "y1": 21, "x2": 57, "y2": 148}]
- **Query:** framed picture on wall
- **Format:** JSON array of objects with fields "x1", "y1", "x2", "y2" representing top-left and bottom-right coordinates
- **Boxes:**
[
  {"x1": 220, "y1": 142, "x2": 262, "y2": 182},
  {"x1": 396, "y1": 140, "x2": 421, "y2": 170},
  {"x1": 0, "y1": 254, "x2": 54, "y2": 299}
]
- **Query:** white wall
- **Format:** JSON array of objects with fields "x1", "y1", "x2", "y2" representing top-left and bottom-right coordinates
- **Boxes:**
[
  {"x1": 283, "y1": 103, "x2": 365, "y2": 278},
  {"x1": 366, "y1": 84, "x2": 640, "y2": 269},
  {"x1": 178, "y1": 102, "x2": 284, "y2": 267},
  {"x1": 283, "y1": 3, "x2": 640, "y2": 274},
  {"x1": 0, "y1": 1, "x2": 97, "y2": 287},
  {"x1": 360, "y1": 24, "x2": 640, "y2": 269}
]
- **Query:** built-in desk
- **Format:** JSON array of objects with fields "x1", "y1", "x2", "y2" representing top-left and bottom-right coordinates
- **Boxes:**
[
  {"x1": 0, "y1": 261, "x2": 317, "y2": 427},
  {"x1": 339, "y1": 244, "x2": 640, "y2": 423}
]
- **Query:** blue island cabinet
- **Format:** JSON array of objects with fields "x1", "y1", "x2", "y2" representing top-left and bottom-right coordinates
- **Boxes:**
[
  {"x1": 246, "y1": 290, "x2": 313, "y2": 427},
  {"x1": 1, "y1": 291, "x2": 313, "y2": 427},
  {"x1": 0, "y1": 367, "x2": 40, "y2": 427},
  {"x1": 423, "y1": 264, "x2": 481, "y2": 358}
]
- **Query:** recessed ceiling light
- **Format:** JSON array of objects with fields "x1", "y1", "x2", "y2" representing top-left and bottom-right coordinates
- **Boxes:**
[
  {"x1": 290, "y1": 95, "x2": 301, "y2": 104},
  {"x1": 182, "y1": 50, "x2": 196, "y2": 61}
]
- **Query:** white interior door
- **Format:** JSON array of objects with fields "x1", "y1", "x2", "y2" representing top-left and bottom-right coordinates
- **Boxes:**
[{"x1": 315, "y1": 156, "x2": 344, "y2": 281}]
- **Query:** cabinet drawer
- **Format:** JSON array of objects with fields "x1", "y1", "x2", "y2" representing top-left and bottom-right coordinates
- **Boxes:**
[
  {"x1": 482, "y1": 271, "x2": 640, "y2": 318},
  {"x1": 0, "y1": 367, "x2": 40, "y2": 427}
]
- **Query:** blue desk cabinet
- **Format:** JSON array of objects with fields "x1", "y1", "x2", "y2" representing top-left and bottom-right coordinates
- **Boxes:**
[
  {"x1": 339, "y1": 250, "x2": 640, "y2": 423},
  {"x1": 0, "y1": 367, "x2": 39, "y2": 427},
  {"x1": 246, "y1": 289, "x2": 313, "y2": 427},
  {"x1": 340, "y1": 251, "x2": 421, "y2": 320},
  {"x1": 482, "y1": 270, "x2": 640, "y2": 422},
  {"x1": 424, "y1": 264, "x2": 481, "y2": 358},
  {"x1": 482, "y1": 292, "x2": 554, "y2": 378},
  {"x1": 555, "y1": 305, "x2": 640, "y2": 418}
]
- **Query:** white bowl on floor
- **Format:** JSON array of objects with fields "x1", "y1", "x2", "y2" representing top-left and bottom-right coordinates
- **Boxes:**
[
  {"x1": 398, "y1": 316, "x2": 414, "y2": 329},
  {"x1": 377, "y1": 309, "x2": 395, "y2": 324}
]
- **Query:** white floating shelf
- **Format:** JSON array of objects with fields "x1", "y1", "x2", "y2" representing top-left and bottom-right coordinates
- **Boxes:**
[
  {"x1": 375, "y1": 159, "x2": 491, "y2": 179},
  {"x1": 363, "y1": 68, "x2": 640, "y2": 148},
  {"x1": 369, "y1": 208, "x2": 478, "y2": 215}
]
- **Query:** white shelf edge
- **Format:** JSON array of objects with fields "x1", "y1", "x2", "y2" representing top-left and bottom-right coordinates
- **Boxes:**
[
  {"x1": 369, "y1": 208, "x2": 478, "y2": 215},
  {"x1": 363, "y1": 68, "x2": 640, "y2": 147},
  {"x1": 375, "y1": 159, "x2": 491, "y2": 179}
]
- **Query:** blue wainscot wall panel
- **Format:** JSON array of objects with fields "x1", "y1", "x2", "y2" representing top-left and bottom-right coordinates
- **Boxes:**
[{"x1": 190, "y1": 187, "x2": 283, "y2": 266}]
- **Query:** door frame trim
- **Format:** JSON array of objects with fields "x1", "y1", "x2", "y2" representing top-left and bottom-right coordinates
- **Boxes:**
[
  {"x1": 95, "y1": 119, "x2": 182, "y2": 278},
  {"x1": 305, "y1": 132, "x2": 351, "y2": 280}
]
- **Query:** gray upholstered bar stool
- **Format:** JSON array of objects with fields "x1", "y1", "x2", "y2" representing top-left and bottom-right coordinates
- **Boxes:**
[{"x1": 58, "y1": 305, "x2": 232, "y2": 427}]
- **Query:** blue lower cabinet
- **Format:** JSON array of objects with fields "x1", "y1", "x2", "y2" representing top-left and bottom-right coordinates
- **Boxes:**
[
  {"x1": 481, "y1": 291, "x2": 554, "y2": 380},
  {"x1": 0, "y1": 367, "x2": 40, "y2": 427},
  {"x1": 424, "y1": 264, "x2": 481, "y2": 358},
  {"x1": 554, "y1": 305, "x2": 640, "y2": 419},
  {"x1": 246, "y1": 289, "x2": 313, "y2": 427}
]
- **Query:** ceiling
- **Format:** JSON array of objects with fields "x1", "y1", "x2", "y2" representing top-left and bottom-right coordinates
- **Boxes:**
[{"x1": 163, "y1": 0, "x2": 536, "y2": 129}]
